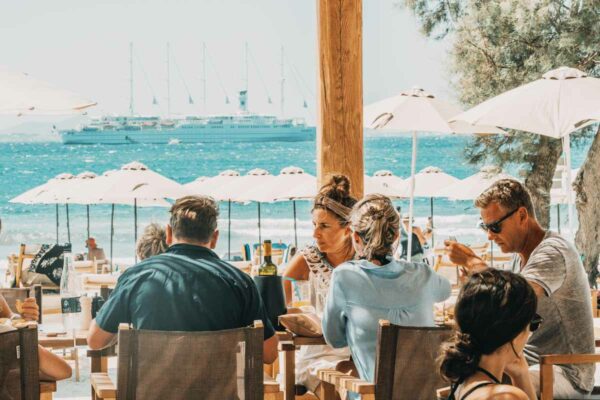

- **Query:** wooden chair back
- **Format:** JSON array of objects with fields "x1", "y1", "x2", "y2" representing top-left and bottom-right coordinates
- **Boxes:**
[
  {"x1": 0, "y1": 325, "x2": 40, "y2": 400},
  {"x1": 0, "y1": 285, "x2": 43, "y2": 323},
  {"x1": 114, "y1": 321, "x2": 264, "y2": 400},
  {"x1": 373, "y1": 321, "x2": 452, "y2": 400},
  {"x1": 15, "y1": 244, "x2": 40, "y2": 287}
]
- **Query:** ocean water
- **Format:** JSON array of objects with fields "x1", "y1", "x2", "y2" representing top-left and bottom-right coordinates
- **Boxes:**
[{"x1": 0, "y1": 135, "x2": 589, "y2": 262}]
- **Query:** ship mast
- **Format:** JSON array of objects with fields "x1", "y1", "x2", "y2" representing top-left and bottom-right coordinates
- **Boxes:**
[
  {"x1": 129, "y1": 42, "x2": 134, "y2": 116},
  {"x1": 280, "y1": 46, "x2": 285, "y2": 117},
  {"x1": 244, "y1": 41, "x2": 249, "y2": 91},
  {"x1": 166, "y1": 42, "x2": 171, "y2": 118},
  {"x1": 202, "y1": 42, "x2": 207, "y2": 112}
]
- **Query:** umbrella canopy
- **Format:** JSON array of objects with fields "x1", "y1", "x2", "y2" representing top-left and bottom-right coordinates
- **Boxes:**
[
  {"x1": 365, "y1": 87, "x2": 503, "y2": 259},
  {"x1": 185, "y1": 170, "x2": 240, "y2": 198},
  {"x1": 440, "y1": 166, "x2": 518, "y2": 201},
  {"x1": 364, "y1": 175, "x2": 407, "y2": 199},
  {"x1": 237, "y1": 166, "x2": 315, "y2": 203},
  {"x1": 10, "y1": 173, "x2": 76, "y2": 205},
  {"x1": 408, "y1": 166, "x2": 460, "y2": 198},
  {"x1": 79, "y1": 162, "x2": 188, "y2": 205},
  {"x1": 209, "y1": 168, "x2": 274, "y2": 202},
  {"x1": 0, "y1": 65, "x2": 96, "y2": 115},
  {"x1": 450, "y1": 67, "x2": 600, "y2": 139},
  {"x1": 371, "y1": 170, "x2": 410, "y2": 198},
  {"x1": 364, "y1": 87, "x2": 506, "y2": 134},
  {"x1": 451, "y1": 66, "x2": 600, "y2": 236}
]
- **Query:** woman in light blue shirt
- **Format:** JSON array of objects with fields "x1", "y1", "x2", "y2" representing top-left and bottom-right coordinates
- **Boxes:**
[{"x1": 322, "y1": 194, "x2": 451, "y2": 385}]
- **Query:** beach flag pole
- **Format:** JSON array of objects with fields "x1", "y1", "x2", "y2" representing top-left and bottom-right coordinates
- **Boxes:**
[
  {"x1": 65, "y1": 204, "x2": 71, "y2": 244},
  {"x1": 293, "y1": 200, "x2": 298, "y2": 248},
  {"x1": 556, "y1": 204, "x2": 561, "y2": 234},
  {"x1": 407, "y1": 131, "x2": 417, "y2": 260},
  {"x1": 86, "y1": 205, "x2": 90, "y2": 239},
  {"x1": 257, "y1": 202, "x2": 262, "y2": 260},
  {"x1": 134, "y1": 198, "x2": 138, "y2": 264},
  {"x1": 55, "y1": 204, "x2": 59, "y2": 244},
  {"x1": 228, "y1": 199, "x2": 232, "y2": 260},
  {"x1": 430, "y1": 197, "x2": 435, "y2": 249},
  {"x1": 110, "y1": 204, "x2": 114, "y2": 273}
]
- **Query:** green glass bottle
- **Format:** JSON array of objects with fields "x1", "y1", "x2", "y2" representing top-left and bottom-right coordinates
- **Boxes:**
[{"x1": 258, "y1": 240, "x2": 278, "y2": 276}]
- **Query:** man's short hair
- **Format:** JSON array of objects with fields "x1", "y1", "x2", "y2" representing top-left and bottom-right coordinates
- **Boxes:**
[
  {"x1": 475, "y1": 179, "x2": 536, "y2": 218},
  {"x1": 169, "y1": 196, "x2": 219, "y2": 243}
]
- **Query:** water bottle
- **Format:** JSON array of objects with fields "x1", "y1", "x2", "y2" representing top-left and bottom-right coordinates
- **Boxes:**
[{"x1": 59, "y1": 252, "x2": 82, "y2": 333}]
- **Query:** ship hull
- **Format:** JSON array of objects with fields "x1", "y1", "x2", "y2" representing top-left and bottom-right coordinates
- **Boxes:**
[{"x1": 60, "y1": 126, "x2": 316, "y2": 145}]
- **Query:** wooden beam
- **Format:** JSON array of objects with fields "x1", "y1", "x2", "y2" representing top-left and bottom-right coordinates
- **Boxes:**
[{"x1": 317, "y1": 0, "x2": 364, "y2": 199}]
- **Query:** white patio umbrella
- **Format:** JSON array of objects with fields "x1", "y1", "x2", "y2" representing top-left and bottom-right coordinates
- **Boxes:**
[
  {"x1": 440, "y1": 166, "x2": 518, "y2": 201},
  {"x1": 185, "y1": 170, "x2": 241, "y2": 259},
  {"x1": 406, "y1": 166, "x2": 460, "y2": 247},
  {"x1": 369, "y1": 171, "x2": 410, "y2": 198},
  {"x1": 10, "y1": 173, "x2": 77, "y2": 243},
  {"x1": 238, "y1": 166, "x2": 316, "y2": 249},
  {"x1": 364, "y1": 87, "x2": 504, "y2": 259},
  {"x1": 451, "y1": 66, "x2": 600, "y2": 237},
  {"x1": 84, "y1": 162, "x2": 189, "y2": 263},
  {"x1": 0, "y1": 65, "x2": 96, "y2": 115},
  {"x1": 210, "y1": 168, "x2": 275, "y2": 259}
]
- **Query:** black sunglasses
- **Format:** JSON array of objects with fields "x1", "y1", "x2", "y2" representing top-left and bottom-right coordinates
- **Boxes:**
[
  {"x1": 478, "y1": 208, "x2": 519, "y2": 234},
  {"x1": 530, "y1": 313, "x2": 543, "y2": 332}
]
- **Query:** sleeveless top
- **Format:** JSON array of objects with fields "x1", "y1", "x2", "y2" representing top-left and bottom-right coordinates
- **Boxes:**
[{"x1": 300, "y1": 244, "x2": 354, "y2": 315}]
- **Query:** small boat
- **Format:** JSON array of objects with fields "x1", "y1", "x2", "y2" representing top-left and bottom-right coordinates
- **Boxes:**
[{"x1": 168, "y1": 138, "x2": 181, "y2": 145}]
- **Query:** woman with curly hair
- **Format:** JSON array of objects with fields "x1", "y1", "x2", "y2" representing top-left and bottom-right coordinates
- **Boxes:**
[
  {"x1": 322, "y1": 194, "x2": 451, "y2": 389},
  {"x1": 440, "y1": 269, "x2": 539, "y2": 400}
]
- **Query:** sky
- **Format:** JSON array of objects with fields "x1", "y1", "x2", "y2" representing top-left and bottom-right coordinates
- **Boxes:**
[{"x1": 0, "y1": 0, "x2": 452, "y2": 131}]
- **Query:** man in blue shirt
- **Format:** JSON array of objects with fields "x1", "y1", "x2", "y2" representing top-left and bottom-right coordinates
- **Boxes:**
[{"x1": 87, "y1": 196, "x2": 278, "y2": 363}]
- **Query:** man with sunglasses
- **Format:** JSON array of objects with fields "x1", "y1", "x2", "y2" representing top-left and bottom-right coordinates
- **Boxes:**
[{"x1": 445, "y1": 179, "x2": 595, "y2": 399}]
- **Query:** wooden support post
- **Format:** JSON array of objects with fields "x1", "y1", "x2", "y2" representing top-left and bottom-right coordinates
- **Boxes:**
[
  {"x1": 281, "y1": 342, "x2": 296, "y2": 400},
  {"x1": 317, "y1": 0, "x2": 364, "y2": 198}
]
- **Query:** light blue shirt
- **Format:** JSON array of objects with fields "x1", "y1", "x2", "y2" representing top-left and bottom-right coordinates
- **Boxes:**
[{"x1": 322, "y1": 257, "x2": 451, "y2": 385}]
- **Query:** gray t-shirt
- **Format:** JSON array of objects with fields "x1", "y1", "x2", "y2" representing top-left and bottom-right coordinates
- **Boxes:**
[{"x1": 510, "y1": 231, "x2": 595, "y2": 393}]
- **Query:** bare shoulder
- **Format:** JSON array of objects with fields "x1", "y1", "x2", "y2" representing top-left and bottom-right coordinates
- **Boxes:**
[
  {"x1": 486, "y1": 384, "x2": 529, "y2": 400},
  {"x1": 282, "y1": 253, "x2": 309, "y2": 280}
]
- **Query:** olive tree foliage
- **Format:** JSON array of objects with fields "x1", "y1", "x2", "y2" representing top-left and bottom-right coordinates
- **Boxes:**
[{"x1": 400, "y1": 0, "x2": 600, "y2": 230}]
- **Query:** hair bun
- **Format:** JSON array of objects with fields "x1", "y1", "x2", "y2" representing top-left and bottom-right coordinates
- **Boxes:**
[
  {"x1": 439, "y1": 332, "x2": 481, "y2": 383},
  {"x1": 320, "y1": 174, "x2": 351, "y2": 200}
]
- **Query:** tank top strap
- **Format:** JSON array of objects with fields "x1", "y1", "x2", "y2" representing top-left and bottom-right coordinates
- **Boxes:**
[{"x1": 458, "y1": 381, "x2": 495, "y2": 400}]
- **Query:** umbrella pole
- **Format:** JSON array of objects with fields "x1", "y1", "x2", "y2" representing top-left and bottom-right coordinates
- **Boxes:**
[
  {"x1": 65, "y1": 204, "x2": 71, "y2": 244},
  {"x1": 407, "y1": 131, "x2": 417, "y2": 260},
  {"x1": 55, "y1": 204, "x2": 59, "y2": 244},
  {"x1": 110, "y1": 204, "x2": 115, "y2": 273},
  {"x1": 557, "y1": 204, "x2": 561, "y2": 234},
  {"x1": 430, "y1": 197, "x2": 434, "y2": 249},
  {"x1": 134, "y1": 199, "x2": 138, "y2": 264},
  {"x1": 293, "y1": 200, "x2": 298, "y2": 249},
  {"x1": 490, "y1": 240, "x2": 494, "y2": 268},
  {"x1": 563, "y1": 136, "x2": 574, "y2": 239},
  {"x1": 257, "y1": 203, "x2": 262, "y2": 261},
  {"x1": 86, "y1": 205, "x2": 90, "y2": 239},
  {"x1": 228, "y1": 200, "x2": 232, "y2": 260}
]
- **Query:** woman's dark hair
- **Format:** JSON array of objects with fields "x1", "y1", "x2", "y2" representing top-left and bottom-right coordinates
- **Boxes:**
[
  {"x1": 312, "y1": 174, "x2": 357, "y2": 225},
  {"x1": 439, "y1": 269, "x2": 537, "y2": 384}
]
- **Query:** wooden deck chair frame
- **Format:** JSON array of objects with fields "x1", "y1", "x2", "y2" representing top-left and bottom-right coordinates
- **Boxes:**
[
  {"x1": 317, "y1": 320, "x2": 452, "y2": 400},
  {"x1": 90, "y1": 321, "x2": 283, "y2": 400},
  {"x1": 0, "y1": 325, "x2": 51, "y2": 400},
  {"x1": 15, "y1": 243, "x2": 38, "y2": 288},
  {"x1": 540, "y1": 353, "x2": 600, "y2": 400},
  {"x1": 0, "y1": 285, "x2": 43, "y2": 323}
]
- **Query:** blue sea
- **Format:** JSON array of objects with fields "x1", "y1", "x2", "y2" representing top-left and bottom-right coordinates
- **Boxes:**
[{"x1": 0, "y1": 135, "x2": 590, "y2": 262}]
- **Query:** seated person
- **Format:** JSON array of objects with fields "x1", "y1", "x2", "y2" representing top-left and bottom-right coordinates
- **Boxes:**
[
  {"x1": 440, "y1": 269, "x2": 537, "y2": 400},
  {"x1": 445, "y1": 179, "x2": 595, "y2": 397},
  {"x1": 395, "y1": 206, "x2": 428, "y2": 262},
  {"x1": 0, "y1": 288, "x2": 71, "y2": 381},
  {"x1": 85, "y1": 237, "x2": 106, "y2": 261},
  {"x1": 322, "y1": 194, "x2": 451, "y2": 391},
  {"x1": 87, "y1": 196, "x2": 278, "y2": 364},
  {"x1": 136, "y1": 223, "x2": 168, "y2": 260}
]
